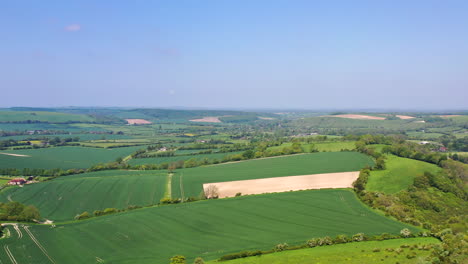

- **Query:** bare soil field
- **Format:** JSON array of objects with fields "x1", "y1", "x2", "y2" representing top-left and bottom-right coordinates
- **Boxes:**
[
  {"x1": 439, "y1": 115, "x2": 462, "y2": 118},
  {"x1": 189, "y1": 117, "x2": 222, "y2": 123},
  {"x1": 0, "y1": 153, "x2": 30, "y2": 157},
  {"x1": 125, "y1": 119, "x2": 152, "y2": 125},
  {"x1": 332, "y1": 114, "x2": 385, "y2": 120},
  {"x1": 203, "y1": 171, "x2": 360, "y2": 198},
  {"x1": 258, "y1": 117, "x2": 275, "y2": 120},
  {"x1": 396, "y1": 115, "x2": 415, "y2": 119}
]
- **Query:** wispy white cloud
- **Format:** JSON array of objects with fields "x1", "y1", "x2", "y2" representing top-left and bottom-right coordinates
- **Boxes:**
[{"x1": 64, "y1": 24, "x2": 81, "y2": 32}]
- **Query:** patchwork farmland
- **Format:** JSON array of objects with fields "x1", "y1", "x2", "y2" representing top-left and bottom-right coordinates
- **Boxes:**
[{"x1": 0, "y1": 107, "x2": 465, "y2": 264}]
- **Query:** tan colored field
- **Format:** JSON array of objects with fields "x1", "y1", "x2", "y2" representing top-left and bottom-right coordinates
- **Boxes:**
[
  {"x1": 439, "y1": 115, "x2": 462, "y2": 118},
  {"x1": 332, "y1": 114, "x2": 385, "y2": 120},
  {"x1": 189, "y1": 116, "x2": 221, "y2": 123},
  {"x1": 258, "y1": 117, "x2": 275, "y2": 120},
  {"x1": 203, "y1": 171, "x2": 360, "y2": 198},
  {"x1": 396, "y1": 115, "x2": 415, "y2": 119},
  {"x1": 0, "y1": 153, "x2": 30, "y2": 157},
  {"x1": 125, "y1": 119, "x2": 152, "y2": 125}
]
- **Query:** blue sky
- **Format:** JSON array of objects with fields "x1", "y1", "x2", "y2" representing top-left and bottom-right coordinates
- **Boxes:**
[{"x1": 1, "y1": 0, "x2": 467, "y2": 109}]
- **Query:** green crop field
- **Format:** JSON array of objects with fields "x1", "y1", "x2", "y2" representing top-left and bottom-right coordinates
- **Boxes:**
[
  {"x1": 0, "y1": 189, "x2": 419, "y2": 264},
  {"x1": 0, "y1": 170, "x2": 167, "y2": 221},
  {"x1": 128, "y1": 151, "x2": 243, "y2": 166},
  {"x1": 1, "y1": 133, "x2": 134, "y2": 142},
  {"x1": 268, "y1": 141, "x2": 356, "y2": 152},
  {"x1": 367, "y1": 155, "x2": 441, "y2": 194},
  {"x1": 0, "y1": 146, "x2": 146, "y2": 169},
  {"x1": 313, "y1": 141, "x2": 356, "y2": 151},
  {"x1": 0, "y1": 111, "x2": 95, "y2": 123},
  {"x1": 172, "y1": 152, "x2": 374, "y2": 199},
  {"x1": 206, "y1": 237, "x2": 439, "y2": 264}
]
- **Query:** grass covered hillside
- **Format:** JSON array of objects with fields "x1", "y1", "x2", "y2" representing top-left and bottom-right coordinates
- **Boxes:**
[
  {"x1": 0, "y1": 170, "x2": 167, "y2": 221},
  {"x1": 0, "y1": 145, "x2": 146, "y2": 169},
  {"x1": 367, "y1": 155, "x2": 441, "y2": 194},
  {"x1": 0, "y1": 189, "x2": 419, "y2": 264},
  {"x1": 207, "y1": 238, "x2": 440, "y2": 264},
  {"x1": 172, "y1": 152, "x2": 374, "y2": 198}
]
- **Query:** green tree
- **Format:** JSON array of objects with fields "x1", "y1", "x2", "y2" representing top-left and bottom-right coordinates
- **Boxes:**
[
  {"x1": 193, "y1": 257, "x2": 205, "y2": 264},
  {"x1": 170, "y1": 255, "x2": 186, "y2": 264}
]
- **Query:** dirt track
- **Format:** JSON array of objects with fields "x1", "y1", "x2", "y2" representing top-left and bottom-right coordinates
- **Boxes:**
[{"x1": 203, "y1": 171, "x2": 360, "y2": 198}]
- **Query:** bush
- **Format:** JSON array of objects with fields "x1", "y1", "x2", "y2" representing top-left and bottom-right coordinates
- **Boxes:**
[
  {"x1": 307, "y1": 238, "x2": 319, "y2": 247},
  {"x1": 318, "y1": 236, "x2": 333, "y2": 246},
  {"x1": 103, "y1": 208, "x2": 118, "y2": 215},
  {"x1": 193, "y1": 257, "x2": 205, "y2": 264},
  {"x1": 274, "y1": 243, "x2": 288, "y2": 252},
  {"x1": 333, "y1": 234, "x2": 349, "y2": 244},
  {"x1": 75, "y1": 211, "x2": 90, "y2": 220},
  {"x1": 170, "y1": 255, "x2": 186, "y2": 264},
  {"x1": 219, "y1": 251, "x2": 262, "y2": 261},
  {"x1": 400, "y1": 228, "x2": 412, "y2": 238},
  {"x1": 352, "y1": 233, "x2": 366, "y2": 242},
  {"x1": 235, "y1": 192, "x2": 242, "y2": 197}
]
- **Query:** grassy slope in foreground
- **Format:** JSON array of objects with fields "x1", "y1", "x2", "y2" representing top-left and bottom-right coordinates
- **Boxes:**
[
  {"x1": 206, "y1": 238, "x2": 440, "y2": 264},
  {"x1": 0, "y1": 145, "x2": 146, "y2": 169},
  {"x1": 173, "y1": 152, "x2": 374, "y2": 198},
  {"x1": 367, "y1": 155, "x2": 441, "y2": 194},
  {"x1": 0, "y1": 170, "x2": 167, "y2": 221},
  {"x1": 0, "y1": 189, "x2": 419, "y2": 264}
]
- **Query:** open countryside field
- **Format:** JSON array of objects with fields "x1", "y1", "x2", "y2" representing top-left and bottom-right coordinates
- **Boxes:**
[
  {"x1": 172, "y1": 152, "x2": 374, "y2": 198},
  {"x1": 0, "y1": 189, "x2": 419, "y2": 264},
  {"x1": 0, "y1": 133, "x2": 133, "y2": 141},
  {"x1": 0, "y1": 146, "x2": 146, "y2": 169},
  {"x1": 367, "y1": 155, "x2": 441, "y2": 194},
  {"x1": 0, "y1": 110, "x2": 95, "y2": 123},
  {"x1": 267, "y1": 141, "x2": 356, "y2": 152},
  {"x1": 128, "y1": 151, "x2": 243, "y2": 166},
  {"x1": 207, "y1": 237, "x2": 440, "y2": 264},
  {"x1": 0, "y1": 170, "x2": 167, "y2": 221}
]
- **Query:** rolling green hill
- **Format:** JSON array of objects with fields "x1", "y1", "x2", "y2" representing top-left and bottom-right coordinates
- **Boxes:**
[
  {"x1": 172, "y1": 152, "x2": 374, "y2": 199},
  {"x1": 0, "y1": 189, "x2": 419, "y2": 264},
  {"x1": 0, "y1": 170, "x2": 167, "y2": 221},
  {"x1": 0, "y1": 146, "x2": 146, "y2": 169},
  {"x1": 367, "y1": 155, "x2": 441, "y2": 194}
]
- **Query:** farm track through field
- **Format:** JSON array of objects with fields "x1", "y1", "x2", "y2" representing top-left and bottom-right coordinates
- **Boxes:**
[
  {"x1": 13, "y1": 224, "x2": 22, "y2": 239},
  {"x1": 164, "y1": 173, "x2": 173, "y2": 199},
  {"x1": 23, "y1": 226, "x2": 56, "y2": 264},
  {"x1": 4, "y1": 245, "x2": 18, "y2": 264}
]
